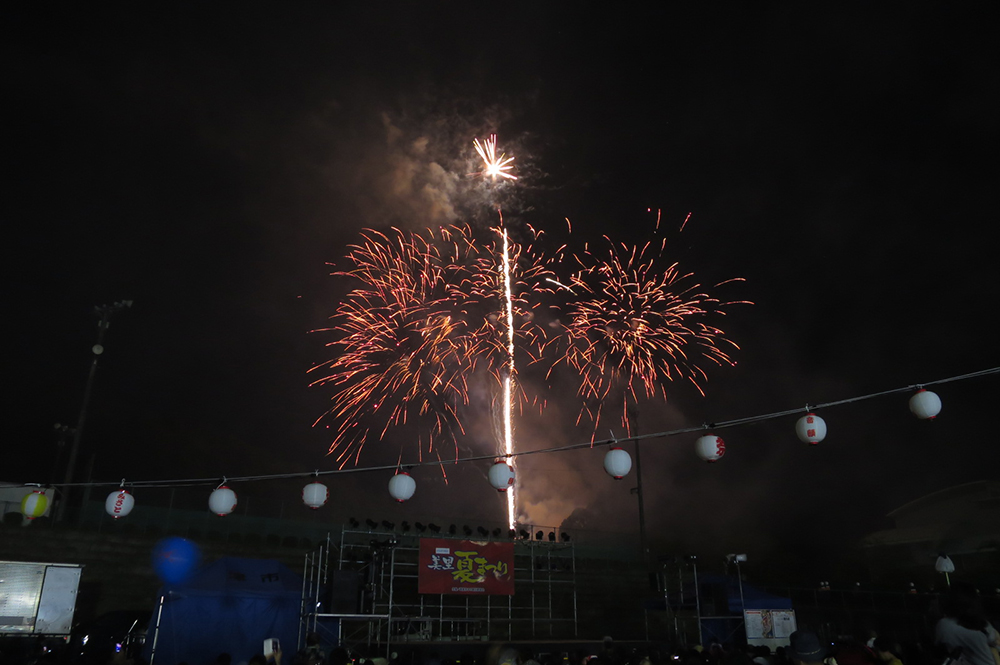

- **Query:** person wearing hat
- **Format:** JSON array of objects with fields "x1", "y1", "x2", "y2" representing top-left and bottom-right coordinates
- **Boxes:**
[{"x1": 788, "y1": 631, "x2": 830, "y2": 665}]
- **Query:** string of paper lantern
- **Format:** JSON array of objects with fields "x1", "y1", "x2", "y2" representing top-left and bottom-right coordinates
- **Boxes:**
[
  {"x1": 105, "y1": 481, "x2": 135, "y2": 519},
  {"x1": 488, "y1": 459, "x2": 516, "y2": 492},
  {"x1": 388, "y1": 471, "x2": 416, "y2": 502},
  {"x1": 14, "y1": 370, "x2": 991, "y2": 519},
  {"x1": 694, "y1": 435, "x2": 726, "y2": 462},
  {"x1": 303, "y1": 474, "x2": 330, "y2": 509}
]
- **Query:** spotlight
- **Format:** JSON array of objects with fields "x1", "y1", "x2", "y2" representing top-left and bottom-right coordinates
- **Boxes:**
[
  {"x1": 518, "y1": 529, "x2": 530, "y2": 540},
  {"x1": 382, "y1": 520, "x2": 395, "y2": 530},
  {"x1": 401, "y1": 521, "x2": 411, "y2": 532},
  {"x1": 463, "y1": 525, "x2": 473, "y2": 537},
  {"x1": 415, "y1": 522, "x2": 427, "y2": 533},
  {"x1": 548, "y1": 532, "x2": 556, "y2": 542},
  {"x1": 560, "y1": 532, "x2": 571, "y2": 542},
  {"x1": 492, "y1": 528, "x2": 502, "y2": 538},
  {"x1": 349, "y1": 517, "x2": 360, "y2": 528},
  {"x1": 365, "y1": 518, "x2": 378, "y2": 529},
  {"x1": 536, "y1": 531, "x2": 544, "y2": 541},
  {"x1": 428, "y1": 523, "x2": 441, "y2": 533},
  {"x1": 449, "y1": 524, "x2": 457, "y2": 535},
  {"x1": 477, "y1": 526, "x2": 489, "y2": 537},
  {"x1": 507, "y1": 528, "x2": 516, "y2": 539}
]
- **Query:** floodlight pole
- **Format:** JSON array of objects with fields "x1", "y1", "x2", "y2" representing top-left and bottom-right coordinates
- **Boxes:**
[{"x1": 55, "y1": 300, "x2": 132, "y2": 522}]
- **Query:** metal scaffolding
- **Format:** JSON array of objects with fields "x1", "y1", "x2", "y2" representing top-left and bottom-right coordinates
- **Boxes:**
[{"x1": 300, "y1": 530, "x2": 578, "y2": 654}]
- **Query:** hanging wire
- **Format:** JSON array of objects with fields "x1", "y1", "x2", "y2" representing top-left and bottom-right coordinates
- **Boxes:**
[{"x1": 34, "y1": 366, "x2": 999, "y2": 490}]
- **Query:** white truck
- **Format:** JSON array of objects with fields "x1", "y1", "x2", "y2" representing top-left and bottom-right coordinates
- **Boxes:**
[{"x1": 0, "y1": 560, "x2": 82, "y2": 635}]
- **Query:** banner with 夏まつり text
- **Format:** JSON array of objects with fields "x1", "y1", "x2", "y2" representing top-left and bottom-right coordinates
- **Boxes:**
[{"x1": 418, "y1": 538, "x2": 514, "y2": 595}]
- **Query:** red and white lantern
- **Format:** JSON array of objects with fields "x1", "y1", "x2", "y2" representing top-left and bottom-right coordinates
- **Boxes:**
[
  {"x1": 909, "y1": 389, "x2": 942, "y2": 420},
  {"x1": 208, "y1": 486, "x2": 238, "y2": 516},
  {"x1": 603, "y1": 447, "x2": 632, "y2": 479},
  {"x1": 105, "y1": 489, "x2": 135, "y2": 519},
  {"x1": 796, "y1": 413, "x2": 827, "y2": 444},
  {"x1": 695, "y1": 435, "x2": 726, "y2": 462},
  {"x1": 388, "y1": 472, "x2": 416, "y2": 502},
  {"x1": 302, "y1": 481, "x2": 329, "y2": 509},
  {"x1": 488, "y1": 461, "x2": 516, "y2": 492}
]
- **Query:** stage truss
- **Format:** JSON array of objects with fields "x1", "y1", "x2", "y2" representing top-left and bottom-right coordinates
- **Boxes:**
[{"x1": 300, "y1": 529, "x2": 578, "y2": 653}]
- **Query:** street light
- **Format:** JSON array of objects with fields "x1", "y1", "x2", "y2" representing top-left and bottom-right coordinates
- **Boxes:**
[{"x1": 727, "y1": 553, "x2": 748, "y2": 628}]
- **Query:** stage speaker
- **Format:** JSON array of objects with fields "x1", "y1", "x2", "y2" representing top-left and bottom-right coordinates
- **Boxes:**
[{"x1": 326, "y1": 570, "x2": 363, "y2": 614}]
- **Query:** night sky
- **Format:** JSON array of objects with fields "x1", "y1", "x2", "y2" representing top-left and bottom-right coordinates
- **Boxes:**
[{"x1": 7, "y1": 5, "x2": 999, "y2": 581}]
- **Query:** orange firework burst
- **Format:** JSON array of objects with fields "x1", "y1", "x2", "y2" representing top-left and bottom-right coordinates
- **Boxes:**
[
  {"x1": 473, "y1": 134, "x2": 517, "y2": 181},
  {"x1": 311, "y1": 224, "x2": 554, "y2": 466},
  {"x1": 309, "y1": 226, "x2": 473, "y2": 467},
  {"x1": 558, "y1": 237, "x2": 750, "y2": 436}
]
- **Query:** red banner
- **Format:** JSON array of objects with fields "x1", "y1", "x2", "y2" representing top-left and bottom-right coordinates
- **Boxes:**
[{"x1": 418, "y1": 538, "x2": 515, "y2": 595}]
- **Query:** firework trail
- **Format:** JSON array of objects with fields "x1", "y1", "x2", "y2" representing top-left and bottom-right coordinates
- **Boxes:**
[
  {"x1": 557, "y1": 236, "x2": 749, "y2": 437},
  {"x1": 500, "y1": 223, "x2": 517, "y2": 527},
  {"x1": 473, "y1": 134, "x2": 521, "y2": 529}
]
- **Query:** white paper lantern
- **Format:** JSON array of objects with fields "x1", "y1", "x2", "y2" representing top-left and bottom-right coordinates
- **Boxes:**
[
  {"x1": 208, "y1": 486, "x2": 238, "y2": 516},
  {"x1": 105, "y1": 489, "x2": 135, "y2": 519},
  {"x1": 388, "y1": 472, "x2": 416, "y2": 502},
  {"x1": 695, "y1": 435, "x2": 726, "y2": 462},
  {"x1": 935, "y1": 554, "x2": 955, "y2": 573},
  {"x1": 488, "y1": 461, "x2": 516, "y2": 492},
  {"x1": 21, "y1": 490, "x2": 49, "y2": 520},
  {"x1": 909, "y1": 389, "x2": 942, "y2": 420},
  {"x1": 603, "y1": 447, "x2": 632, "y2": 479},
  {"x1": 302, "y1": 481, "x2": 329, "y2": 509},
  {"x1": 795, "y1": 413, "x2": 827, "y2": 444}
]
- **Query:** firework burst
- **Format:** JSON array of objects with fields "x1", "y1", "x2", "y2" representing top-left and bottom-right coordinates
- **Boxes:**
[
  {"x1": 310, "y1": 226, "x2": 474, "y2": 467},
  {"x1": 558, "y1": 236, "x2": 749, "y2": 436},
  {"x1": 473, "y1": 134, "x2": 517, "y2": 181},
  {"x1": 311, "y1": 224, "x2": 555, "y2": 468}
]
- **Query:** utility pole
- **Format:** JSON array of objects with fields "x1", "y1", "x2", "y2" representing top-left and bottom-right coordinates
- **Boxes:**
[{"x1": 55, "y1": 300, "x2": 132, "y2": 522}]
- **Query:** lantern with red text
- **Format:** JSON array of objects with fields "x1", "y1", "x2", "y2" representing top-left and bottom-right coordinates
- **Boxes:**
[
  {"x1": 488, "y1": 461, "x2": 515, "y2": 492},
  {"x1": 909, "y1": 389, "x2": 942, "y2": 420},
  {"x1": 603, "y1": 447, "x2": 632, "y2": 479},
  {"x1": 105, "y1": 489, "x2": 135, "y2": 519},
  {"x1": 208, "y1": 485, "x2": 238, "y2": 516},
  {"x1": 795, "y1": 413, "x2": 827, "y2": 444},
  {"x1": 388, "y1": 472, "x2": 416, "y2": 502},
  {"x1": 695, "y1": 435, "x2": 726, "y2": 462},
  {"x1": 302, "y1": 481, "x2": 329, "y2": 509}
]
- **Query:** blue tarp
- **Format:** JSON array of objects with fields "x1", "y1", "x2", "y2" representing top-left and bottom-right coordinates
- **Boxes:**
[{"x1": 144, "y1": 557, "x2": 303, "y2": 665}]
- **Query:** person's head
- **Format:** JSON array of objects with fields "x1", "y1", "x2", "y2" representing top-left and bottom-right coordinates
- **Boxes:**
[
  {"x1": 788, "y1": 631, "x2": 828, "y2": 665},
  {"x1": 941, "y1": 582, "x2": 987, "y2": 630}
]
